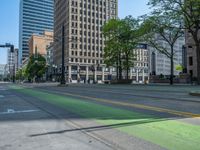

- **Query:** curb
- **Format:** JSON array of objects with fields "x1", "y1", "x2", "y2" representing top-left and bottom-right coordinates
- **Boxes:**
[{"x1": 189, "y1": 91, "x2": 200, "y2": 97}]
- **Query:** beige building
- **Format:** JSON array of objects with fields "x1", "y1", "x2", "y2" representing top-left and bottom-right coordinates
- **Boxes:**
[
  {"x1": 54, "y1": 0, "x2": 118, "y2": 83},
  {"x1": 29, "y1": 31, "x2": 53, "y2": 57},
  {"x1": 186, "y1": 30, "x2": 199, "y2": 77}
]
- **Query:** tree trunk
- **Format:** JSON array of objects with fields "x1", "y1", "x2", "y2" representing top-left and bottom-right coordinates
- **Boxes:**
[
  {"x1": 170, "y1": 46, "x2": 174, "y2": 85},
  {"x1": 119, "y1": 66, "x2": 122, "y2": 80},
  {"x1": 126, "y1": 55, "x2": 129, "y2": 79},
  {"x1": 126, "y1": 66, "x2": 129, "y2": 79},
  {"x1": 196, "y1": 44, "x2": 200, "y2": 85},
  {"x1": 119, "y1": 54, "x2": 122, "y2": 80},
  {"x1": 116, "y1": 56, "x2": 119, "y2": 80}
]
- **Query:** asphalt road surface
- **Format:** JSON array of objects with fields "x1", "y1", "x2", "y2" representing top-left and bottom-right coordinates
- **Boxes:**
[{"x1": 0, "y1": 83, "x2": 200, "y2": 150}]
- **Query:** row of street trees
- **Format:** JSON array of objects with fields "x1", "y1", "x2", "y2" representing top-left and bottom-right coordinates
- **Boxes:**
[{"x1": 103, "y1": 0, "x2": 200, "y2": 85}]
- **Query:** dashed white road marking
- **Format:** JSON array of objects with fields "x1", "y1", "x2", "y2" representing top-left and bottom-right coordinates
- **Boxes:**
[
  {"x1": 0, "y1": 109, "x2": 40, "y2": 115},
  {"x1": 0, "y1": 95, "x2": 4, "y2": 98}
]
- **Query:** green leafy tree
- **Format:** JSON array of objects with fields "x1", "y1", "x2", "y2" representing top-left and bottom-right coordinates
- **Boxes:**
[
  {"x1": 103, "y1": 17, "x2": 139, "y2": 80},
  {"x1": 26, "y1": 54, "x2": 47, "y2": 82},
  {"x1": 16, "y1": 66, "x2": 28, "y2": 81},
  {"x1": 121, "y1": 16, "x2": 139, "y2": 79},
  {"x1": 146, "y1": 0, "x2": 200, "y2": 84},
  {"x1": 139, "y1": 15, "x2": 183, "y2": 85},
  {"x1": 16, "y1": 69, "x2": 23, "y2": 81},
  {"x1": 103, "y1": 19, "x2": 123, "y2": 80}
]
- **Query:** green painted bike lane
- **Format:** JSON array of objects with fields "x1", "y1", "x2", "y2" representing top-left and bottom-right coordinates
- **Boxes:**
[{"x1": 11, "y1": 85, "x2": 200, "y2": 150}]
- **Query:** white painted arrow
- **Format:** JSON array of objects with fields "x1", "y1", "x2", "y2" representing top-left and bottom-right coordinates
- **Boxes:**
[{"x1": 0, "y1": 109, "x2": 39, "y2": 115}]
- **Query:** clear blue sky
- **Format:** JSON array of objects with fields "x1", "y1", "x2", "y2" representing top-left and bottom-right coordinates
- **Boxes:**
[{"x1": 0, "y1": 0, "x2": 149, "y2": 64}]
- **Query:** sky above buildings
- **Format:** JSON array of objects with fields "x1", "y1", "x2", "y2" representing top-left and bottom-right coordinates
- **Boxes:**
[{"x1": 0, "y1": 0, "x2": 149, "y2": 64}]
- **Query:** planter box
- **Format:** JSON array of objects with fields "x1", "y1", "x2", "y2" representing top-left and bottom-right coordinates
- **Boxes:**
[{"x1": 110, "y1": 79, "x2": 133, "y2": 84}]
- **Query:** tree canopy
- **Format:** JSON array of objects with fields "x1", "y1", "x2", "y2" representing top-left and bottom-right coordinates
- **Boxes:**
[
  {"x1": 103, "y1": 16, "x2": 140, "y2": 80},
  {"x1": 139, "y1": 13, "x2": 184, "y2": 84},
  {"x1": 146, "y1": 0, "x2": 200, "y2": 84},
  {"x1": 26, "y1": 54, "x2": 47, "y2": 82}
]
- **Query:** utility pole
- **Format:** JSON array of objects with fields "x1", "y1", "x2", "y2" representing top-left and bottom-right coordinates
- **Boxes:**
[
  {"x1": 60, "y1": 24, "x2": 66, "y2": 85},
  {"x1": 13, "y1": 64, "x2": 15, "y2": 83}
]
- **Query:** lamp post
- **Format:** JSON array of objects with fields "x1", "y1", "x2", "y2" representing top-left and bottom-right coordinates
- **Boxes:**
[
  {"x1": 12, "y1": 64, "x2": 15, "y2": 83},
  {"x1": 60, "y1": 24, "x2": 66, "y2": 85},
  {"x1": 46, "y1": 24, "x2": 81, "y2": 85}
]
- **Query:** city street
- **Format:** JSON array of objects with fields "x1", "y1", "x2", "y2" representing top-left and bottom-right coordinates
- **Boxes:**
[{"x1": 0, "y1": 83, "x2": 200, "y2": 150}]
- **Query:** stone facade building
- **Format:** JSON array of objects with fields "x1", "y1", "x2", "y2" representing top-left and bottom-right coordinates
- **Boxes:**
[
  {"x1": 185, "y1": 31, "x2": 199, "y2": 77},
  {"x1": 54, "y1": 0, "x2": 118, "y2": 83}
]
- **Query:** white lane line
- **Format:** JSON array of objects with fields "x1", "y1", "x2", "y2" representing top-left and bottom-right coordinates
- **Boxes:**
[{"x1": 0, "y1": 109, "x2": 40, "y2": 115}]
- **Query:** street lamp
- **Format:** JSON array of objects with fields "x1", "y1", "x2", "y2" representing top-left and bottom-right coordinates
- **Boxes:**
[
  {"x1": 49, "y1": 24, "x2": 79, "y2": 85},
  {"x1": 60, "y1": 24, "x2": 66, "y2": 85}
]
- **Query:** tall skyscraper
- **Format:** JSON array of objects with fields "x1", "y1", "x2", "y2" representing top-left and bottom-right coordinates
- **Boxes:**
[
  {"x1": 19, "y1": 0, "x2": 54, "y2": 65},
  {"x1": 54, "y1": 0, "x2": 118, "y2": 83}
]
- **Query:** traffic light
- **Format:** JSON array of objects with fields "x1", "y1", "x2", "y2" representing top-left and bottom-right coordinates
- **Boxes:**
[{"x1": 10, "y1": 45, "x2": 14, "y2": 53}]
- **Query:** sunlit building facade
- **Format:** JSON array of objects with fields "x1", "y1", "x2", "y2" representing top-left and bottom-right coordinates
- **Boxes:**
[{"x1": 54, "y1": 0, "x2": 118, "y2": 83}]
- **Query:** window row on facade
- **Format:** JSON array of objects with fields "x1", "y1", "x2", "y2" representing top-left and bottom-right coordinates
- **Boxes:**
[
  {"x1": 72, "y1": 0, "x2": 107, "y2": 7},
  {"x1": 71, "y1": 22, "x2": 103, "y2": 30},
  {"x1": 71, "y1": 36, "x2": 104, "y2": 44},
  {"x1": 71, "y1": 51, "x2": 103, "y2": 57},
  {"x1": 70, "y1": 58, "x2": 103, "y2": 64},
  {"x1": 72, "y1": 9, "x2": 107, "y2": 19},
  {"x1": 72, "y1": 15, "x2": 106, "y2": 25},
  {"x1": 71, "y1": 43, "x2": 103, "y2": 51}
]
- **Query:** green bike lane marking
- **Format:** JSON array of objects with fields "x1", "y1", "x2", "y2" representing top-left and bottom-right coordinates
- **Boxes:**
[{"x1": 10, "y1": 85, "x2": 200, "y2": 150}]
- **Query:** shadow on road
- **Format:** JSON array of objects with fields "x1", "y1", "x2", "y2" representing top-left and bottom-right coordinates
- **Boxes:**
[{"x1": 29, "y1": 118, "x2": 168, "y2": 137}]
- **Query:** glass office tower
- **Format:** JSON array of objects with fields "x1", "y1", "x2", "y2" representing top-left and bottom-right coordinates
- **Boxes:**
[{"x1": 19, "y1": 0, "x2": 54, "y2": 65}]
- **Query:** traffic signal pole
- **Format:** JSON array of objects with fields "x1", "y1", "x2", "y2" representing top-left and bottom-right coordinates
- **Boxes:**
[{"x1": 60, "y1": 24, "x2": 66, "y2": 85}]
